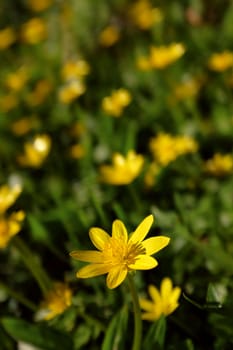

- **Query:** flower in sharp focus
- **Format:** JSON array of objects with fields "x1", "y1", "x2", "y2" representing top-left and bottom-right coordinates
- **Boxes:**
[
  {"x1": 0, "y1": 27, "x2": 16, "y2": 50},
  {"x1": 0, "y1": 211, "x2": 25, "y2": 249},
  {"x1": 70, "y1": 215, "x2": 170, "y2": 289},
  {"x1": 140, "y1": 277, "x2": 181, "y2": 321},
  {"x1": 17, "y1": 134, "x2": 51, "y2": 168},
  {"x1": 204, "y1": 153, "x2": 233, "y2": 177},
  {"x1": 101, "y1": 88, "x2": 132, "y2": 117},
  {"x1": 38, "y1": 282, "x2": 72, "y2": 320},
  {"x1": 0, "y1": 184, "x2": 22, "y2": 215},
  {"x1": 99, "y1": 150, "x2": 144, "y2": 185},
  {"x1": 208, "y1": 51, "x2": 233, "y2": 72}
]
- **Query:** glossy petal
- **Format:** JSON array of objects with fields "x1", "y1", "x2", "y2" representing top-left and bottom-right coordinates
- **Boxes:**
[
  {"x1": 170, "y1": 287, "x2": 182, "y2": 304},
  {"x1": 139, "y1": 298, "x2": 155, "y2": 312},
  {"x1": 148, "y1": 285, "x2": 161, "y2": 304},
  {"x1": 129, "y1": 215, "x2": 153, "y2": 243},
  {"x1": 77, "y1": 263, "x2": 110, "y2": 278},
  {"x1": 142, "y1": 236, "x2": 170, "y2": 255},
  {"x1": 128, "y1": 255, "x2": 158, "y2": 270},
  {"x1": 161, "y1": 277, "x2": 173, "y2": 300},
  {"x1": 70, "y1": 250, "x2": 103, "y2": 263},
  {"x1": 106, "y1": 265, "x2": 128, "y2": 289},
  {"x1": 89, "y1": 227, "x2": 110, "y2": 250},
  {"x1": 112, "y1": 219, "x2": 128, "y2": 243}
]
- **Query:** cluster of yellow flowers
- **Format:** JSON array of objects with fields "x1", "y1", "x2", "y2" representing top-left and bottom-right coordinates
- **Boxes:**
[
  {"x1": 128, "y1": 0, "x2": 163, "y2": 30},
  {"x1": 204, "y1": 153, "x2": 233, "y2": 177},
  {"x1": 101, "y1": 88, "x2": 132, "y2": 117},
  {"x1": 208, "y1": 51, "x2": 233, "y2": 72},
  {"x1": 0, "y1": 184, "x2": 25, "y2": 249}
]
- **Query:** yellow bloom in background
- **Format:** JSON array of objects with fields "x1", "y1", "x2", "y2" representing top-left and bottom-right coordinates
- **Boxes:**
[
  {"x1": 144, "y1": 162, "x2": 161, "y2": 188},
  {"x1": 61, "y1": 60, "x2": 90, "y2": 81},
  {"x1": 101, "y1": 88, "x2": 132, "y2": 117},
  {"x1": 27, "y1": 0, "x2": 53, "y2": 12},
  {"x1": 149, "y1": 133, "x2": 198, "y2": 166},
  {"x1": 173, "y1": 77, "x2": 202, "y2": 101},
  {"x1": 0, "y1": 93, "x2": 18, "y2": 112},
  {"x1": 39, "y1": 282, "x2": 72, "y2": 320},
  {"x1": 70, "y1": 215, "x2": 170, "y2": 289},
  {"x1": 208, "y1": 51, "x2": 233, "y2": 72},
  {"x1": 11, "y1": 117, "x2": 36, "y2": 136},
  {"x1": 26, "y1": 79, "x2": 53, "y2": 106},
  {"x1": 0, "y1": 211, "x2": 25, "y2": 249},
  {"x1": 5, "y1": 68, "x2": 28, "y2": 92},
  {"x1": 20, "y1": 18, "x2": 47, "y2": 44},
  {"x1": 128, "y1": 0, "x2": 163, "y2": 30},
  {"x1": 0, "y1": 184, "x2": 22, "y2": 215},
  {"x1": 69, "y1": 144, "x2": 85, "y2": 159},
  {"x1": 204, "y1": 153, "x2": 233, "y2": 176},
  {"x1": 140, "y1": 277, "x2": 181, "y2": 321},
  {"x1": 0, "y1": 27, "x2": 16, "y2": 50},
  {"x1": 17, "y1": 134, "x2": 51, "y2": 168},
  {"x1": 99, "y1": 150, "x2": 144, "y2": 185},
  {"x1": 99, "y1": 25, "x2": 120, "y2": 47},
  {"x1": 59, "y1": 80, "x2": 86, "y2": 104}
]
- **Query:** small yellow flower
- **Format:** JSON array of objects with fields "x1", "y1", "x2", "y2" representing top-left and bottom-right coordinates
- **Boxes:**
[
  {"x1": 144, "y1": 162, "x2": 161, "y2": 188},
  {"x1": 208, "y1": 51, "x2": 233, "y2": 72},
  {"x1": 0, "y1": 27, "x2": 16, "y2": 50},
  {"x1": 70, "y1": 215, "x2": 170, "y2": 289},
  {"x1": 20, "y1": 18, "x2": 47, "y2": 44},
  {"x1": 173, "y1": 77, "x2": 201, "y2": 100},
  {"x1": 69, "y1": 144, "x2": 85, "y2": 159},
  {"x1": 101, "y1": 88, "x2": 132, "y2": 117},
  {"x1": 0, "y1": 211, "x2": 25, "y2": 249},
  {"x1": 27, "y1": 0, "x2": 53, "y2": 12},
  {"x1": 140, "y1": 277, "x2": 181, "y2": 321},
  {"x1": 11, "y1": 117, "x2": 35, "y2": 136},
  {"x1": 0, "y1": 184, "x2": 22, "y2": 215},
  {"x1": 99, "y1": 150, "x2": 144, "y2": 185},
  {"x1": 26, "y1": 79, "x2": 53, "y2": 106},
  {"x1": 61, "y1": 60, "x2": 90, "y2": 81},
  {"x1": 17, "y1": 134, "x2": 51, "y2": 168},
  {"x1": 99, "y1": 25, "x2": 120, "y2": 47},
  {"x1": 0, "y1": 93, "x2": 18, "y2": 112},
  {"x1": 39, "y1": 282, "x2": 72, "y2": 320},
  {"x1": 5, "y1": 68, "x2": 28, "y2": 92},
  {"x1": 204, "y1": 153, "x2": 233, "y2": 176},
  {"x1": 128, "y1": 0, "x2": 163, "y2": 30},
  {"x1": 59, "y1": 80, "x2": 86, "y2": 104}
]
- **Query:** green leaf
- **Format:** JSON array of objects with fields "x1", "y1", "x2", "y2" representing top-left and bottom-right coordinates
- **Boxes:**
[
  {"x1": 0, "y1": 325, "x2": 15, "y2": 350},
  {"x1": 143, "y1": 316, "x2": 166, "y2": 350},
  {"x1": 101, "y1": 306, "x2": 128, "y2": 350},
  {"x1": 1, "y1": 317, "x2": 73, "y2": 350}
]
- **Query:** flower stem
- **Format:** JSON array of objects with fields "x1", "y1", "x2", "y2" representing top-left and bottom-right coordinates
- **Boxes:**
[{"x1": 127, "y1": 274, "x2": 142, "y2": 350}]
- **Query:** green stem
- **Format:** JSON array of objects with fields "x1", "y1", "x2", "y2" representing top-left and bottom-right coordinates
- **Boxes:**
[
  {"x1": 127, "y1": 274, "x2": 142, "y2": 350},
  {"x1": 12, "y1": 237, "x2": 52, "y2": 296},
  {"x1": 0, "y1": 282, "x2": 37, "y2": 311}
]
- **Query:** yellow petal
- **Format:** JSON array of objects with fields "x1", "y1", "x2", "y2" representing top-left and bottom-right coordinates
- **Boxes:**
[
  {"x1": 170, "y1": 286, "x2": 182, "y2": 304},
  {"x1": 70, "y1": 250, "x2": 103, "y2": 263},
  {"x1": 89, "y1": 227, "x2": 110, "y2": 250},
  {"x1": 139, "y1": 298, "x2": 155, "y2": 312},
  {"x1": 106, "y1": 265, "x2": 128, "y2": 289},
  {"x1": 161, "y1": 277, "x2": 173, "y2": 300},
  {"x1": 112, "y1": 219, "x2": 128, "y2": 243},
  {"x1": 128, "y1": 255, "x2": 158, "y2": 270},
  {"x1": 77, "y1": 263, "x2": 110, "y2": 278},
  {"x1": 148, "y1": 284, "x2": 161, "y2": 304},
  {"x1": 142, "y1": 236, "x2": 170, "y2": 255},
  {"x1": 129, "y1": 215, "x2": 153, "y2": 243},
  {"x1": 141, "y1": 311, "x2": 161, "y2": 321}
]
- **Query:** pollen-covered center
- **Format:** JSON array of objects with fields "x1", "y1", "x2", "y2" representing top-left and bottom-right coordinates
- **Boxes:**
[{"x1": 102, "y1": 237, "x2": 146, "y2": 266}]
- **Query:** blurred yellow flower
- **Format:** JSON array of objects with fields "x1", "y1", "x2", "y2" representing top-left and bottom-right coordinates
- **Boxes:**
[
  {"x1": 144, "y1": 162, "x2": 161, "y2": 188},
  {"x1": 99, "y1": 150, "x2": 144, "y2": 185},
  {"x1": 0, "y1": 27, "x2": 16, "y2": 50},
  {"x1": 5, "y1": 68, "x2": 28, "y2": 92},
  {"x1": 39, "y1": 282, "x2": 72, "y2": 320},
  {"x1": 208, "y1": 51, "x2": 233, "y2": 72},
  {"x1": 69, "y1": 144, "x2": 85, "y2": 159},
  {"x1": 0, "y1": 184, "x2": 22, "y2": 215},
  {"x1": 27, "y1": 0, "x2": 53, "y2": 12},
  {"x1": 101, "y1": 88, "x2": 132, "y2": 117},
  {"x1": 0, "y1": 93, "x2": 18, "y2": 112},
  {"x1": 0, "y1": 211, "x2": 25, "y2": 249},
  {"x1": 99, "y1": 25, "x2": 120, "y2": 47},
  {"x1": 204, "y1": 153, "x2": 233, "y2": 176},
  {"x1": 140, "y1": 277, "x2": 181, "y2": 321},
  {"x1": 11, "y1": 117, "x2": 34, "y2": 136},
  {"x1": 59, "y1": 80, "x2": 86, "y2": 104},
  {"x1": 26, "y1": 79, "x2": 53, "y2": 106},
  {"x1": 61, "y1": 60, "x2": 90, "y2": 81},
  {"x1": 20, "y1": 18, "x2": 47, "y2": 44},
  {"x1": 17, "y1": 134, "x2": 51, "y2": 168},
  {"x1": 70, "y1": 215, "x2": 170, "y2": 289},
  {"x1": 150, "y1": 133, "x2": 198, "y2": 166},
  {"x1": 128, "y1": 0, "x2": 163, "y2": 30},
  {"x1": 173, "y1": 77, "x2": 201, "y2": 100}
]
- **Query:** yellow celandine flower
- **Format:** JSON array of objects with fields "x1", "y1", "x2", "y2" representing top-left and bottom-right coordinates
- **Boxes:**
[
  {"x1": 70, "y1": 215, "x2": 170, "y2": 289},
  {"x1": 26, "y1": 79, "x2": 53, "y2": 106},
  {"x1": 99, "y1": 150, "x2": 144, "y2": 185},
  {"x1": 17, "y1": 134, "x2": 51, "y2": 168},
  {"x1": 61, "y1": 60, "x2": 90, "y2": 81},
  {"x1": 5, "y1": 68, "x2": 28, "y2": 92},
  {"x1": 0, "y1": 93, "x2": 18, "y2": 112},
  {"x1": 137, "y1": 43, "x2": 185, "y2": 70},
  {"x1": 204, "y1": 153, "x2": 233, "y2": 176},
  {"x1": 0, "y1": 27, "x2": 16, "y2": 50},
  {"x1": 27, "y1": 0, "x2": 53, "y2": 12},
  {"x1": 208, "y1": 51, "x2": 233, "y2": 72},
  {"x1": 0, "y1": 211, "x2": 25, "y2": 249},
  {"x1": 0, "y1": 184, "x2": 22, "y2": 215},
  {"x1": 140, "y1": 277, "x2": 181, "y2": 321},
  {"x1": 11, "y1": 117, "x2": 36, "y2": 136},
  {"x1": 20, "y1": 18, "x2": 47, "y2": 44},
  {"x1": 149, "y1": 133, "x2": 198, "y2": 166},
  {"x1": 101, "y1": 88, "x2": 132, "y2": 117},
  {"x1": 59, "y1": 80, "x2": 86, "y2": 104},
  {"x1": 144, "y1": 162, "x2": 161, "y2": 188},
  {"x1": 173, "y1": 77, "x2": 201, "y2": 101},
  {"x1": 128, "y1": 0, "x2": 163, "y2": 30},
  {"x1": 99, "y1": 25, "x2": 120, "y2": 47},
  {"x1": 69, "y1": 144, "x2": 85, "y2": 159},
  {"x1": 39, "y1": 282, "x2": 72, "y2": 320}
]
